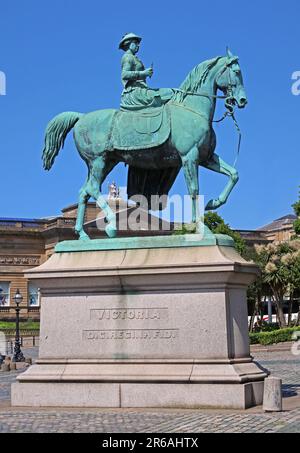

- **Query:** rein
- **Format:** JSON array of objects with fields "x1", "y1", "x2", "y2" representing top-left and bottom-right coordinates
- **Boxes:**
[{"x1": 213, "y1": 109, "x2": 242, "y2": 168}]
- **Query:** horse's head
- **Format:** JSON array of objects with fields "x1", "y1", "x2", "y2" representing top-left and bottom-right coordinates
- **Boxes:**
[{"x1": 216, "y1": 48, "x2": 247, "y2": 109}]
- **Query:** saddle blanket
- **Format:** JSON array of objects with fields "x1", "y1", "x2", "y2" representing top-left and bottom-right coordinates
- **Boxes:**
[{"x1": 111, "y1": 105, "x2": 171, "y2": 150}]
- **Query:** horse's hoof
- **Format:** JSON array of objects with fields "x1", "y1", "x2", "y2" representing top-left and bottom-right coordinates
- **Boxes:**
[
  {"x1": 205, "y1": 199, "x2": 217, "y2": 211},
  {"x1": 189, "y1": 222, "x2": 197, "y2": 233},
  {"x1": 80, "y1": 235, "x2": 91, "y2": 242},
  {"x1": 76, "y1": 230, "x2": 91, "y2": 241},
  {"x1": 105, "y1": 224, "x2": 117, "y2": 238}
]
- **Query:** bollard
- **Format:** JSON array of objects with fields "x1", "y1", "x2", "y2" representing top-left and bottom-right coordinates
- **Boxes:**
[
  {"x1": 263, "y1": 377, "x2": 282, "y2": 412},
  {"x1": 0, "y1": 332, "x2": 7, "y2": 361},
  {"x1": 4, "y1": 356, "x2": 11, "y2": 366},
  {"x1": 1, "y1": 363, "x2": 10, "y2": 372}
]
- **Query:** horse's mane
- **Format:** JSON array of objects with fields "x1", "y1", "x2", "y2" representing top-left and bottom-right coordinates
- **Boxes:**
[{"x1": 172, "y1": 56, "x2": 224, "y2": 103}]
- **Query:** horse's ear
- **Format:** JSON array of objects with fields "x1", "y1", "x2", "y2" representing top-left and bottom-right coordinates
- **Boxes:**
[{"x1": 226, "y1": 47, "x2": 234, "y2": 58}]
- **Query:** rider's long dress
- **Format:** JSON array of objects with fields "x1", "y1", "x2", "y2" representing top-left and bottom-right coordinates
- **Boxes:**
[{"x1": 120, "y1": 50, "x2": 173, "y2": 111}]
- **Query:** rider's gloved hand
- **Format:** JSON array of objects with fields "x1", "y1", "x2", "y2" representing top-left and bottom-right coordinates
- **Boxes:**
[{"x1": 142, "y1": 67, "x2": 154, "y2": 78}]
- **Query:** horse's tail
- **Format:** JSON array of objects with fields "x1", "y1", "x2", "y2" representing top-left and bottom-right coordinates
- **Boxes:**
[{"x1": 42, "y1": 111, "x2": 83, "y2": 170}]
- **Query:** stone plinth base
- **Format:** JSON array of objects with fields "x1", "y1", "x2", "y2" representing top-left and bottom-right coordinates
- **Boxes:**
[
  {"x1": 12, "y1": 381, "x2": 264, "y2": 410},
  {"x1": 12, "y1": 236, "x2": 268, "y2": 409}
]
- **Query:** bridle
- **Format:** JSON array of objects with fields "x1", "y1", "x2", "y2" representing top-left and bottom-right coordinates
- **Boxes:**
[{"x1": 213, "y1": 61, "x2": 242, "y2": 167}]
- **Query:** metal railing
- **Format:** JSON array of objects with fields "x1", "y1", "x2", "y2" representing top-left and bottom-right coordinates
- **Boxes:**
[
  {"x1": 0, "y1": 219, "x2": 46, "y2": 229},
  {"x1": 0, "y1": 306, "x2": 40, "y2": 313},
  {"x1": 4, "y1": 335, "x2": 40, "y2": 354},
  {"x1": 28, "y1": 307, "x2": 40, "y2": 313},
  {"x1": 1, "y1": 329, "x2": 40, "y2": 337}
]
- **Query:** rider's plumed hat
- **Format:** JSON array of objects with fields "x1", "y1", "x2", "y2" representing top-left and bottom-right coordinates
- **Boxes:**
[{"x1": 119, "y1": 33, "x2": 142, "y2": 50}]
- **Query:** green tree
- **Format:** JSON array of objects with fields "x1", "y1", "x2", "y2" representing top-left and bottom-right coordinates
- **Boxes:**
[
  {"x1": 247, "y1": 279, "x2": 263, "y2": 332},
  {"x1": 292, "y1": 187, "x2": 300, "y2": 236},
  {"x1": 204, "y1": 211, "x2": 246, "y2": 255},
  {"x1": 254, "y1": 241, "x2": 300, "y2": 328}
]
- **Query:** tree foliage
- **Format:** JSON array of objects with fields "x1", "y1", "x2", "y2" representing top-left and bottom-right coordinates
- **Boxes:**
[
  {"x1": 254, "y1": 241, "x2": 300, "y2": 328},
  {"x1": 204, "y1": 211, "x2": 246, "y2": 255},
  {"x1": 293, "y1": 186, "x2": 300, "y2": 236},
  {"x1": 176, "y1": 209, "x2": 300, "y2": 330}
]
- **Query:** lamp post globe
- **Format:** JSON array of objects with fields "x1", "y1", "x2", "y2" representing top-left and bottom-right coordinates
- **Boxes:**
[
  {"x1": 14, "y1": 289, "x2": 23, "y2": 306},
  {"x1": 12, "y1": 289, "x2": 25, "y2": 363}
]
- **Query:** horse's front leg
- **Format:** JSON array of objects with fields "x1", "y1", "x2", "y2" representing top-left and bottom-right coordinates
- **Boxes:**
[
  {"x1": 181, "y1": 147, "x2": 199, "y2": 226},
  {"x1": 203, "y1": 153, "x2": 239, "y2": 210}
]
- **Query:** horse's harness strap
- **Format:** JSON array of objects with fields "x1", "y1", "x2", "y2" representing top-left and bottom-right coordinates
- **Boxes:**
[
  {"x1": 106, "y1": 111, "x2": 118, "y2": 151},
  {"x1": 173, "y1": 88, "x2": 226, "y2": 100},
  {"x1": 169, "y1": 102, "x2": 208, "y2": 119}
]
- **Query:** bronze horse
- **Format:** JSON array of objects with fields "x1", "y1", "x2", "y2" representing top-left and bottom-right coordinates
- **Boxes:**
[{"x1": 42, "y1": 49, "x2": 247, "y2": 239}]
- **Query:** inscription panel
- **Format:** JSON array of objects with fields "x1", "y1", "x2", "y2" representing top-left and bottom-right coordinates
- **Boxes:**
[
  {"x1": 39, "y1": 292, "x2": 228, "y2": 360},
  {"x1": 90, "y1": 307, "x2": 168, "y2": 321},
  {"x1": 83, "y1": 329, "x2": 179, "y2": 341},
  {"x1": 86, "y1": 307, "x2": 175, "y2": 344}
]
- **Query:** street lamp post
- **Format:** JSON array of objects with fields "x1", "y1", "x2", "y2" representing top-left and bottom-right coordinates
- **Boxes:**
[{"x1": 12, "y1": 289, "x2": 25, "y2": 363}]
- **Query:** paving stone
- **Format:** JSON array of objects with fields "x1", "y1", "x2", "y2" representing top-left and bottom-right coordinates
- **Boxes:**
[{"x1": 0, "y1": 348, "x2": 299, "y2": 433}]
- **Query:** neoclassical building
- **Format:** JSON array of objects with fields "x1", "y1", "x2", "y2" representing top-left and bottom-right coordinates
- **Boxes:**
[
  {"x1": 0, "y1": 199, "x2": 174, "y2": 321},
  {"x1": 0, "y1": 201, "x2": 297, "y2": 321}
]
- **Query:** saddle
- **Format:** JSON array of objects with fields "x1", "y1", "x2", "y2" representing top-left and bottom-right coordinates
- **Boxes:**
[{"x1": 111, "y1": 105, "x2": 171, "y2": 151}]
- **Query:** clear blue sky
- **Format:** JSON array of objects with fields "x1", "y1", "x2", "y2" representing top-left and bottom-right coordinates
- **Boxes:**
[{"x1": 0, "y1": 0, "x2": 299, "y2": 229}]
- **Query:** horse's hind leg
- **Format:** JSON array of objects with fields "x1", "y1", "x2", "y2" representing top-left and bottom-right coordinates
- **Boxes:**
[
  {"x1": 75, "y1": 158, "x2": 117, "y2": 240},
  {"x1": 203, "y1": 153, "x2": 239, "y2": 210},
  {"x1": 86, "y1": 157, "x2": 117, "y2": 238},
  {"x1": 75, "y1": 177, "x2": 91, "y2": 240}
]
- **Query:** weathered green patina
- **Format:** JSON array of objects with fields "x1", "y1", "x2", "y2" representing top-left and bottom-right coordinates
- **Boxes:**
[
  {"x1": 55, "y1": 232, "x2": 234, "y2": 253},
  {"x1": 42, "y1": 42, "x2": 247, "y2": 241},
  {"x1": 112, "y1": 106, "x2": 171, "y2": 150},
  {"x1": 119, "y1": 32, "x2": 173, "y2": 111}
]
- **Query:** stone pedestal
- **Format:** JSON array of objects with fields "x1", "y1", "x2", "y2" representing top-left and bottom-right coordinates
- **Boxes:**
[{"x1": 12, "y1": 235, "x2": 268, "y2": 409}]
